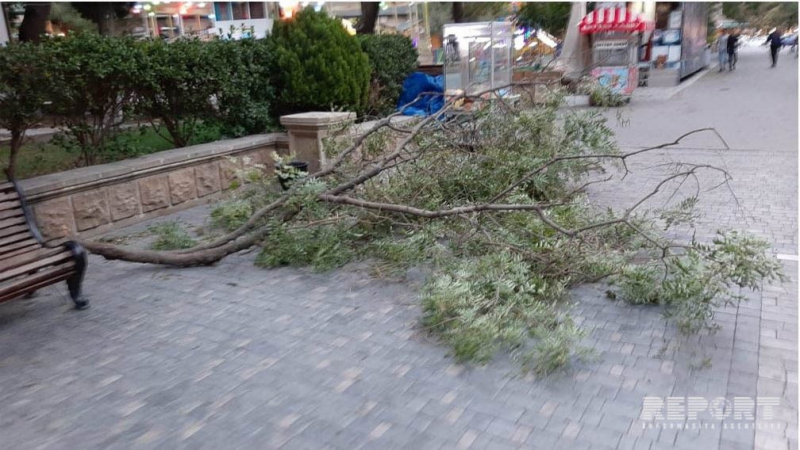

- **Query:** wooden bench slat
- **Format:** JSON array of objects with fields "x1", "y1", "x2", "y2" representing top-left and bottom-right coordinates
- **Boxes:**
[
  {"x1": 0, "y1": 246, "x2": 66, "y2": 274},
  {"x1": 0, "y1": 232, "x2": 33, "y2": 248},
  {"x1": 0, "y1": 207, "x2": 24, "y2": 221},
  {"x1": 0, "y1": 238, "x2": 38, "y2": 257},
  {"x1": 0, "y1": 224, "x2": 29, "y2": 240},
  {"x1": 0, "y1": 242, "x2": 41, "y2": 262},
  {"x1": 0, "y1": 216, "x2": 26, "y2": 230},
  {"x1": 0, "y1": 181, "x2": 13, "y2": 192},
  {"x1": 0, "y1": 265, "x2": 75, "y2": 304},
  {"x1": 0, "y1": 191, "x2": 20, "y2": 202},
  {"x1": 0, "y1": 251, "x2": 74, "y2": 284},
  {"x1": 0, "y1": 200, "x2": 22, "y2": 212}
]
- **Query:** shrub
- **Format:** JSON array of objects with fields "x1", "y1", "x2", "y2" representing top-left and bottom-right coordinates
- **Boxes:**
[
  {"x1": 588, "y1": 84, "x2": 627, "y2": 107},
  {"x1": 43, "y1": 33, "x2": 141, "y2": 166},
  {"x1": 270, "y1": 8, "x2": 370, "y2": 118},
  {"x1": 210, "y1": 199, "x2": 253, "y2": 232},
  {"x1": 0, "y1": 42, "x2": 50, "y2": 178},
  {"x1": 357, "y1": 34, "x2": 418, "y2": 117},
  {"x1": 133, "y1": 38, "x2": 225, "y2": 148},
  {"x1": 149, "y1": 222, "x2": 197, "y2": 250},
  {"x1": 212, "y1": 38, "x2": 276, "y2": 137}
]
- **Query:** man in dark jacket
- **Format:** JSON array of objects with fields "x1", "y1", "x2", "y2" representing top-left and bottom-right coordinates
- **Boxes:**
[
  {"x1": 765, "y1": 28, "x2": 783, "y2": 67},
  {"x1": 727, "y1": 30, "x2": 739, "y2": 70}
]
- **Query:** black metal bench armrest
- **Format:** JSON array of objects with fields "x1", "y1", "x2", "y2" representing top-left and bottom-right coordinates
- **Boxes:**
[{"x1": 5, "y1": 168, "x2": 49, "y2": 247}]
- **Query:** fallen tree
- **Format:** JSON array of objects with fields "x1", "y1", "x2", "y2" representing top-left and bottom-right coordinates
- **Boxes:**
[{"x1": 81, "y1": 85, "x2": 784, "y2": 373}]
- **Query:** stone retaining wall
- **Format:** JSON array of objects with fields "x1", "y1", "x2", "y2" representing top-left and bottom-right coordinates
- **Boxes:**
[
  {"x1": 20, "y1": 112, "x2": 419, "y2": 240},
  {"x1": 21, "y1": 133, "x2": 289, "y2": 240}
]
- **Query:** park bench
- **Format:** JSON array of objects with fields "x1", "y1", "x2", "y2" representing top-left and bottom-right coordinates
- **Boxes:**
[{"x1": 0, "y1": 173, "x2": 88, "y2": 309}]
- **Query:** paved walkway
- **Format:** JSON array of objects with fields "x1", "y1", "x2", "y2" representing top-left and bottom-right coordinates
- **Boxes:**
[{"x1": 0, "y1": 47, "x2": 796, "y2": 450}]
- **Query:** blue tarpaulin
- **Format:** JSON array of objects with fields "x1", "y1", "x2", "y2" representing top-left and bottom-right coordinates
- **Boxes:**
[{"x1": 397, "y1": 72, "x2": 444, "y2": 116}]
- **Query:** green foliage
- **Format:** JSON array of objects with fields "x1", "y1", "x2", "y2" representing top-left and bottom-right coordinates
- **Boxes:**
[
  {"x1": 515, "y1": 2, "x2": 572, "y2": 37},
  {"x1": 358, "y1": 34, "x2": 418, "y2": 117},
  {"x1": 270, "y1": 8, "x2": 371, "y2": 118},
  {"x1": 615, "y1": 264, "x2": 663, "y2": 305},
  {"x1": 49, "y1": 3, "x2": 98, "y2": 34},
  {"x1": 723, "y1": 2, "x2": 797, "y2": 29},
  {"x1": 589, "y1": 85, "x2": 627, "y2": 108},
  {"x1": 227, "y1": 92, "x2": 783, "y2": 374},
  {"x1": 525, "y1": 320, "x2": 590, "y2": 376},
  {"x1": 212, "y1": 38, "x2": 276, "y2": 137},
  {"x1": 132, "y1": 38, "x2": 268, "y2": 147},
  {"x1": 255, "y1": 223, "x2": 357, "y2": 272},
  {"x1": 614, "y1": 231, "x2": 786, "y2": 333},
  {"x1": 210, "y1": 200, "x2": 253, "y2": 232},
  {"x1": 0, "y1": 41, "x2": 50, "y2": 177},
  {"x1": 42, "y1": 33, "x2": 141, "y2": 166},
  {"x1": 149, "y1": 222, "x2": 197, "y2": 250},
  {"x1": 133, "y1": 38, "x2": 225, "y2": 148},
  {"x1": 421, "y1": 252, "x2": 585, "y2": 369}
]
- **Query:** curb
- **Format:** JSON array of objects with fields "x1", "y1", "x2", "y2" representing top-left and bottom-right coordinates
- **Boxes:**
[{"x1": 634, "y1": 64, "x2": 717, "y2": 101}]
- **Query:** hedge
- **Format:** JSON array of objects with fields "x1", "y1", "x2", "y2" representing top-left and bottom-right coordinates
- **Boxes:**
[
  {"x1": 358, "y1": 34, "x2": 418, "y2": 117},
  {"x1": 1, "y1": 21, "x2": 407, "y2": 175}
]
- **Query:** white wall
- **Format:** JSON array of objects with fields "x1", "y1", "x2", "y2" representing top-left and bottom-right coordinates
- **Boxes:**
[
  {"x1": 213, "y1": 18, "x2": 274, "y2": 39},
  {"x1": 0, "y1": 3, "x2": 10, "y2": 45}
]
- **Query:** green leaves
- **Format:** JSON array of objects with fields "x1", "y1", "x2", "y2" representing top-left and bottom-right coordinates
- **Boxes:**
[
  {"x1": 271, "y1": 8, "x2": 371, "y2": 117},
  {"x1": 0, "y1": 41, "x2": 51, "y2": 175},
  {"x1": 149, "y1": 222, "x2": 197, "y2": 251},
  {"x1": 614, "y1": 231, "x2": 785, "y2": 334},
  {"x1": 41, "y1": 33, "x2": 141, "y2": 165},
  {"x1": 357, "y1": 34, "x2": 418, "y2": 117}
]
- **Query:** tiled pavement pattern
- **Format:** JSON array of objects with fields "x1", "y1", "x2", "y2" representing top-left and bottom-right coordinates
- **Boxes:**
[{"x1": 0, "y1": 47, "x2": 796, "y2": 449}]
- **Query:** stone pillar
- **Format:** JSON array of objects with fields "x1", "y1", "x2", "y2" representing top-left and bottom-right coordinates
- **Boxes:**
[{"x1": 280, "y1": 112, "x2": 355, "y2": 173}]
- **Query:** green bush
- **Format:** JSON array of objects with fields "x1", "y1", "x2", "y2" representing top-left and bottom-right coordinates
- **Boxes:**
[
  {"x1": 43, "y1": 33, "x2": 141, "y2": 166},
  {"x1": 133, "y1": 38, "x2": 225, "y2": 148},
  {"x1": 270, "y1": 8, "x2": 370, "y2": 118},
  {"x1": 0, "y1": 42, "x2": 50, "y2": 178},
  {"x1": 357, "y1": 34, "x2": 418, "y2": 117},
  {"x1": 212, "y1": 38, "x2": 276, "y2": 137}
]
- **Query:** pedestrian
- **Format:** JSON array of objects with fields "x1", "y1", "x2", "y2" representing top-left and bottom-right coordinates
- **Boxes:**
[
  {"x1": 727, "y1": 29, "x2": 739, "y2": 70},
  {"x1": 715, "y1": 29, "x2": 729, "y2": 72},
  {"x1": 765, "y1": 28, "x2": 783, "y2": 67}
]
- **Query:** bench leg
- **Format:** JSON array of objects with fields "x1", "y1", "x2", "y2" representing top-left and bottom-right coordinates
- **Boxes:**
[{"x1": 64, "y1": 241, "x2": 89, "y2": 310}]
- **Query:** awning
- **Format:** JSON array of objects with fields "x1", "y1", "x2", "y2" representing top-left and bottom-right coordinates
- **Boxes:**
[{"x1": 578, "y1": 8, "x2": 654, "y2": 34}]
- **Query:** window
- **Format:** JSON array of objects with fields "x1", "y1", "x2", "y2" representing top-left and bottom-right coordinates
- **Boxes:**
[
  {"x1": 231, "y1": 2, "x2": 249, "y2": 20},
  {"x1": 249, "y1": 2, "x2": 265, "y2": 19},
  {"x1": 214, "y1": 2, "x2": 232, "y2": 21}
]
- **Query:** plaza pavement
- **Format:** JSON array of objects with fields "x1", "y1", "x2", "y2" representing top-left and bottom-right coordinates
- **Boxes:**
[{"x1": 0, "y1": 46, "x2": 796, "y2": 450}]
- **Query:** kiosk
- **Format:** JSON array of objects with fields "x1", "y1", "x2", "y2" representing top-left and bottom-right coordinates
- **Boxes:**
[
  {"x1": 442, "y1": 21, "x2": 514, "y2": 110},
  {"x1": 578, "y1": 7, "x2": 654, "y2": 96}
]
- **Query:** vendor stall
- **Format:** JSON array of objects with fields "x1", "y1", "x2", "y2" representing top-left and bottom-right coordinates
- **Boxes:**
[
  {"x1": 442, "y1": 21, "x2": 514, "y2": 111},
  {"x1": 579, "y1": 7, "x2": 654, "y2": 96}
]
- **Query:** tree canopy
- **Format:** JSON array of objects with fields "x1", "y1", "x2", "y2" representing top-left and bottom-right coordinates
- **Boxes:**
[
  {"x1": 515, "y1": 2, "x2": 571, "y2": 37},
  {"x1": 722, "y1": 2, "x2": 798, "y2": 29}
]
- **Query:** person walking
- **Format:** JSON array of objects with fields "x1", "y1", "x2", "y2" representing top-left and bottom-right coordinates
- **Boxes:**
[
  {"x1": 765, "y1": 28, "x2": 783, "y2": 67},
  {"x1": 715, "y1": 29, "x2": 729, "y2": 72},
  {"x1": 727, "y1": 29, "x2": 739, "y2": 70}
]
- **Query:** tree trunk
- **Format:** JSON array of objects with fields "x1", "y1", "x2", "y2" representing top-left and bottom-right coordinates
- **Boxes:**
[
  {"x1": 452, "y1": 2, "x2": 465, "y2": 23},
  {"x1": 18, "y1": 3, "x2": 51, "y2": 43},
  {"x1": 555, "y1": 2, "x2": 590, "y2": 83},
  {"x1": 6, "y1": 130, "x2": 22, "y2": 179},
  {"x1": 96, "y1": 3, "x2": 116, "y2": 36},
  {"x1": 357, "y1": 2, "x2": 380, "y2": 34}
]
